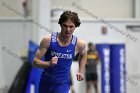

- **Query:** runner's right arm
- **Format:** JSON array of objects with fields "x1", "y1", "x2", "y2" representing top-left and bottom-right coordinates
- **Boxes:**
[{"x1": 33, "y1": 34, "x2": 58, "y2": 68}]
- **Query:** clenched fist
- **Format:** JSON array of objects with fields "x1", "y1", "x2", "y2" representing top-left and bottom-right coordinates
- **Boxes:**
[
  {"x1": 50, "y1": 56, "x2": 58, "y2": 66},
  {"x1": 76, "y1": 73, "x2": 84, "y2": 81}
]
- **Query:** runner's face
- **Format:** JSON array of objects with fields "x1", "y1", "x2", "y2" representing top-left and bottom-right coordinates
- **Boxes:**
[{"x1": 61, "y1": 19, "x2": 75, "y2": 38}]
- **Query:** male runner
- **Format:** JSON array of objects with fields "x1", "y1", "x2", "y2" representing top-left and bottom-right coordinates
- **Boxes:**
[{"x1": 33, "y1": 11, "x2": 87, "y2": 93}]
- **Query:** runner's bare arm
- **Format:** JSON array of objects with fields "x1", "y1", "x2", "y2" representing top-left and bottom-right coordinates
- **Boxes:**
[
  {"x1": 77, "y1": 39, "x2": 87, "y2": 74},
  {"x1": 33, "y1": 34, "x2": 52, "y2": 68}
]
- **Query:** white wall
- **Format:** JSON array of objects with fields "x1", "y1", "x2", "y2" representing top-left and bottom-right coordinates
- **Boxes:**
[
  {"x1": 0, "y1": 0, "x2": 23, "y2": 17},
  {"x1": 134, "y1": 0, "x2": 140, "y2": 18},
  {"x1": 125, "y1": 28, "x2": 140, "y2": 93},
  {"x1": 0, "y1": 0, "x2": 33, "y2": 17},
  {"x1": 51, "y1": 0, "x2": 133, "y2": 18},
  {"x1": 0, "y1": 19, "x2": 32, "y2": 89},
  {"x1": 38, "y1": 0, "x2": 51, "y2": 43},
  {"x1": 0, "y1": 0, "x2": 52, "y2": 90},
  {"x1": 79, "y1": 0, "x2": 133, "y2": 18},
  {"x1": 0, "y1": 44, "x2": 6, "y2": 89}
]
